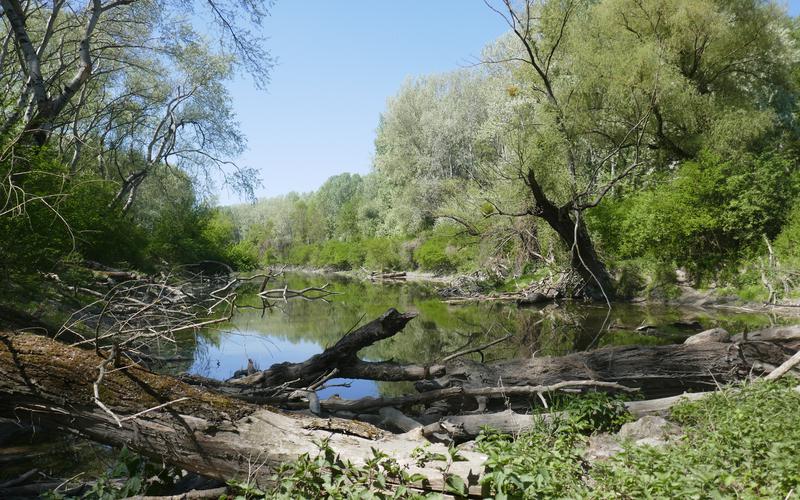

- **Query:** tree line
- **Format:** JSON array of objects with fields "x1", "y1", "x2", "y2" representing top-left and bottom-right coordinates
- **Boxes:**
[
  {"x1": 3, "y1": 0, "x2": 800, "y2": 305},
  {"x1": 228, "y1": 0, "x2": 800, "y2": 302}
]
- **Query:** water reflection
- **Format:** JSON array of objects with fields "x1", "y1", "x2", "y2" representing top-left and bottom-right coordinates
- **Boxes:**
[{"x1": 185, "y1": 272, "x2": 786, "y2": 398}]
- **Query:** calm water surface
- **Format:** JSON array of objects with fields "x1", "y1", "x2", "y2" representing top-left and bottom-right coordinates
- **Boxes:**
[{"x1": 182, "y1": 271, "x2": 786, "y2": 399}]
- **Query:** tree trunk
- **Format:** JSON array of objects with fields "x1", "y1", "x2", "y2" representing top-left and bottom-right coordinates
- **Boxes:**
[
  {"x1": 421, "y1": 341, "x2": 790, "y2": 409},
  {"x1": 525, "y1": 169, "x2": 615, "y2": 300},
  {"x1": 0, "y1": 332, "x2": 487, "y2": 495}
]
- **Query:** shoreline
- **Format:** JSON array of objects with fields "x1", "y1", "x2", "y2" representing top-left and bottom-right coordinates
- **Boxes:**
[{"x1": 261, "y1": 264, "x2": 800, "y2": 318}]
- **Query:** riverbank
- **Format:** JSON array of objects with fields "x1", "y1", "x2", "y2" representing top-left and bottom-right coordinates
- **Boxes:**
[{"x1": 259, "y1": 264, "x2": 800, "y2": 318}]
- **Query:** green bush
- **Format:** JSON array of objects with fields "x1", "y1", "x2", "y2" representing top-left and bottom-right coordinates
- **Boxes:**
[
  {"x1": 223, "y1": 241, "x2": 260, "y2": 270},
  {"x1": 589, "y1": 151, "x2": 799, "y2": 282},
  {"x1": 312, "y1": 240, "x2": 365, "y2": 270},
  {"x1": 0, "y1": 148, "x2": 146, "y2": 275},
  {"x1": 413, "y1": 238, "x2": 455, "y2": 273},
  {"x1": 612, "y1": 261, "x2": 646, "y2": 300},
  {"x1": 594, "y1": 381, "x2": 800, "y2": 498},
  {"x1": 774, "y1": 199, "x2": 800, "y2": 266},
  {"x1": 363, "y1": 238, "x2": 405, "y2": 271},
  {"x1": 287, "y1": 243, "x2": 318, "y2": 266}
]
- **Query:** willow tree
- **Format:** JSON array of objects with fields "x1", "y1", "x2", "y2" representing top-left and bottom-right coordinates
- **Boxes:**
[{"x1": 484, "y1": 0, "x2": 797, "y2": 299}]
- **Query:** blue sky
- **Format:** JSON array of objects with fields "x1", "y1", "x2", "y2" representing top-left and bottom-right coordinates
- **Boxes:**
[{"x1": 219, "y1": 0, "x2": 800, "y2": 204}]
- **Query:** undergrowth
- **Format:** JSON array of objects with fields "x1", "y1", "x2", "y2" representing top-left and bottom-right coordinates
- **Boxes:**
[
  {"x1": 225, "y1": 382, "x2": 800, "y2": 499},
  {"x1": 51, "y1": 383, "x2": 800, "y2": 499}
]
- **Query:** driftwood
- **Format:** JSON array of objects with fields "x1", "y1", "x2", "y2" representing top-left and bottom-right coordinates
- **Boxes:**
[
  {"x1": 425, "y1": 340, "x2": 792, "y2": 404},
  {"x1": 732, "y1": 325, "x2": 800, "y2": 343},
  {"x1": 302, "y1": 380, "x2": 636, "y2": 414},
  {"x1": 370, "y1": 271, "x2": 407, "y2": 281},
  {"x1": 229, "y1": 309, "x2": 446, "y2": 388},
  {"x1": 0, "y1": 332, "x2": 487, "y2": 495}
]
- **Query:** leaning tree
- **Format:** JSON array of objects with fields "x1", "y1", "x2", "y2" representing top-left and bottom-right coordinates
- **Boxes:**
[{"x1": 481, "y1": 0, "x2": 797, "y2": 299}]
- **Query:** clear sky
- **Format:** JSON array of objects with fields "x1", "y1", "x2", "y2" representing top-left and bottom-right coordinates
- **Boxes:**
[{"x1": 219, "y1": 0, "x2": 800, "y2": 205}]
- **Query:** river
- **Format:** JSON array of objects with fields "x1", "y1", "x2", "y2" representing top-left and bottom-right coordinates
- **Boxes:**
[{"x1": 182, "y1": 271, "x2": 785, "y2": 399}]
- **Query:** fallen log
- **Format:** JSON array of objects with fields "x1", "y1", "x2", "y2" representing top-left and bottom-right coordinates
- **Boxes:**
[
  {"x1": 427, "y1": 340, "x2": 792, "y2": 403},
  {"x1": 303, "y1": 380, "x2": 636, "y2": 413},
  {"x1": 732, "y1": 325, "x2": 800, "y2": 343},
  {"x1": 0, "y1": 332, "x2": 487, "y2": 495},
  {"x1": 370, "y1": 271, "x2": 407, "y2": 281},
  {"x1": 230, "y1": 309, "x2": 446, "y2": 388}
]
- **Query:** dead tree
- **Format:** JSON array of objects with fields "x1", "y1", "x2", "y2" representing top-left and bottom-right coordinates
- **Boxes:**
[{"x1": 0, "y1": 332, "x2": 488, "y2": 495}]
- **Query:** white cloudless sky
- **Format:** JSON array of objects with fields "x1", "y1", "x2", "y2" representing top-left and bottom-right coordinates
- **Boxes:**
[{"x1": 217, "y1": 0, "x2": 800, "y2": 205}]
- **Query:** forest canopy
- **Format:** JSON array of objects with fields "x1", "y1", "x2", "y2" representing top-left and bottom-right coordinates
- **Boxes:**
[{"x1": 0, "y1": 0, "x2": 271, "y2": 279}]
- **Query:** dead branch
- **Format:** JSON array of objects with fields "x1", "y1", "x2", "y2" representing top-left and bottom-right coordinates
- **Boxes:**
[
  {"x1": 441, "y1": 334, "x2": 514, "y2": 363},
  {"x1": 304, "y1": 380, "x2": 637, "y2": 413}
]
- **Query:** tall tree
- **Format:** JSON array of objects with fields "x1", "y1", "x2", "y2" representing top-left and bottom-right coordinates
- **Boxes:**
[
  {"x1": 484, "y1": 0, "x2": 796, "y2": 299},
  {"x1": 0, "y1": 0, "x2": 271, "y2": 212}
]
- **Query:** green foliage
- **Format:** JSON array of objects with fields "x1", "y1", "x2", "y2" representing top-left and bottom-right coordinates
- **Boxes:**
[
  {"x1": 413, "y1": 239, "x2": 455, "y2": 273},
  {"x1": 364, "y1": 238, "x2": 407, "y2": 271},
  {"x1": 412, "y1": 226, "x2": 479, "y2": 274},
  {"x1": 476, "y1": 392, "x2": 631, "y2": 498},
  {"x1": 593, "y1": 381, "x2": 800, "y2": 498},
  {"x1": 591, "y1": 151, "x2": 800, "y2": 282},
  {"x1": 287, "y1": 243, "x2": 319, "y2": 266},
  {"x1": 312, "y1": 240, "x2": 366, "y2": 270},
  {"x1": 44, "y1": 446, "x2": 179, "y2": 500},
  {"x1": 612, "y1": 261, "x2": 646, "y2": 300},
  {"x1": 774, "y1": 199, "x2": 800, "y2": 267},
  {"x1": 227, "y1": 439, "x2": 432, "y2": 499},
  {"x1": 473, "y1": 382, "x2": 800, "y2": 499},
  {"x1": 0, "y1": 147, "x2": 145, "y2": 275}
]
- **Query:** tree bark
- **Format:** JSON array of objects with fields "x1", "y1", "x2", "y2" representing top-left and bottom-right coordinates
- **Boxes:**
[
  {"x1": 525, "y1": 169, "x2": 615, "y2": 300},
  {"x1": 0, "y1": 332, "x2": 487, "y2": 495},
  {"x1": 423, "y1": 340, "x2": 790, "y2": 407}
]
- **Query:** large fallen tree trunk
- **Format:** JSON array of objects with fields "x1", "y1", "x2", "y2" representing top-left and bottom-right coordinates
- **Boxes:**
[
  {"x1": 423, "y1": 340, "x2": 791, "y2": 406},
  {"x1": 0, "y1": 333, "x2": 487, "y2": 495}
]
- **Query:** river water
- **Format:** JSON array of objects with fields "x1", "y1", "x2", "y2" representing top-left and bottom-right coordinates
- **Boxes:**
[{"x1": 182, "y1": 271, "x2": 785, "y2": 399}]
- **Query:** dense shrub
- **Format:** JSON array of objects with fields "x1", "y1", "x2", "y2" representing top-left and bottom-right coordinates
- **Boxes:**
[
  {"x1": 590, "y1": 151, "x2": 799, "y2": 282},
  {"x1": 774, "y1": 200, "x2": 800, "y2": 267},
  {"x1": 312, "y1": 240, "x2": 365, "y2": 270},
  {"x1": 363, "y1": 238, "x2": 406, "y2": 270},
  {"x1": 413, "y1": 238, "x2": 455, "y2": 273}
]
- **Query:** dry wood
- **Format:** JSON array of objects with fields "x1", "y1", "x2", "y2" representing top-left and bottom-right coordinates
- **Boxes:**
[
  {"x1": 431, "y1": 341, "x2": 791, "y2": 402},
  {"x1": 230, "y1": 309, "x2": 446, "y2": 387},
  {"x1": 732, "y1": 325, "x2": 800, "y2": 343},
  {"x1": 370, "y1": 271, "x2": 408, "y2": 280},
  {"x1": 441, "y1": 334, "x2": 514, "y2": 363},
  {"x1": 378, "y1": 407, "x2": 423, "y2": 432},
  {"x1": 0, "y1": 468, "x2": 39, "y2": 489},
  {"x1": 765, "y1": 350, "x2": 800, "y2": 381},
  {"x1": 307, "y1": 380, "x2": 636, "y2": 413},
  {"x1": 0, "y1": 332, "x2": 487, "y2": 495}
]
